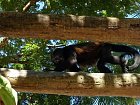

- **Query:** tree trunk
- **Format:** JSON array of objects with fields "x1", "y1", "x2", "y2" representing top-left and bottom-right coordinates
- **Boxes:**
[
  {"x1": 0, "y1": 12, "x2": 139, "y2": 45},
  {"x1": 0, "y1": 68, "x2": 140, "y2": 97}
]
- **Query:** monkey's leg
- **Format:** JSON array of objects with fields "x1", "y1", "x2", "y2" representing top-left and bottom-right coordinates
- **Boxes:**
[
  {"x1": 108, "y1": 55, "x2": 129, "y2": 73},
  {"x1": 97, "y1": 58, "x2": 112, "y2": 73},
  {"x1": 97, "y1": 47, "x2": 114, "y2": 73},
  {"x1": 104, "y1": 55, "x2": 128, "y2": 73},
  {"x1": 98, "y1": 45, "x2": 128, "y2": 73},
  {"x1": 97, "y1": 55, "x2": 126, "y2": 73},
  {"x1": 120, "y1": 53, "x2": 129, "y2": 73}
]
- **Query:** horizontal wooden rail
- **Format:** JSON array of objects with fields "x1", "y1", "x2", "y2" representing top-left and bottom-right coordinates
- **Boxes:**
[
  {"x1": 0, "y1": 68, "x2": 140, "y2": 97},
  {"x1": 0, "y1": 12, "x2": 140, "y2": 45}
]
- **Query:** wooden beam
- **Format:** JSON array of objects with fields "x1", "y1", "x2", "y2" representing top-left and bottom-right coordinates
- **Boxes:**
[
  {"x1": 1, "y1": 68, "x2": 140, "y2": 97},
  {"x1": 0, "y1": 12, "x2": 140, "y2": 45}
]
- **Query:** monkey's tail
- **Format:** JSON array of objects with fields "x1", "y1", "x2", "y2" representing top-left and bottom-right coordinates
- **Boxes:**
[
  {"x1": 109, "y1": 44, "x2": 140, "y2": 71},
  {"x1": 128, "y1": 54, "x2": 140, "y2": 70}
]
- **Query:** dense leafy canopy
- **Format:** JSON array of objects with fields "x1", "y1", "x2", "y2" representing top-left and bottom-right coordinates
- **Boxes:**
[
  {"x1": 0, "y1": 0, "x2": 140, "y2": 104},
  {"x1": 0, "y1": 0, "x2": 140, "y2": 17}
]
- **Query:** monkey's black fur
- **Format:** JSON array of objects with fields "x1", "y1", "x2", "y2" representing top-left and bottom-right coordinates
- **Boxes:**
[{"x1": 52, "y1": 42, "x2": 140, "y2": 73}]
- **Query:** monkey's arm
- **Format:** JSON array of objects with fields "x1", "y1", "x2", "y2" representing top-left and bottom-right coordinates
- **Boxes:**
[{"x1": 64, "y1": 48, "x2": 81, "y2": 72}]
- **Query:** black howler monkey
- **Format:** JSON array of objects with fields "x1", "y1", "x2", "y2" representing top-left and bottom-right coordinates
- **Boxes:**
[{"x1": 52, "y1": 42, "x2": 140, "y2": 73}]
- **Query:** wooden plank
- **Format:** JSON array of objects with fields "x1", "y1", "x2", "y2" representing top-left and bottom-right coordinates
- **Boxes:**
[
  {"x1": 1, "y1": 68, "x2": 140, "y2": 97},
  {"x1": 0, "y1": 12, "x2": 139, "y2": 45}
]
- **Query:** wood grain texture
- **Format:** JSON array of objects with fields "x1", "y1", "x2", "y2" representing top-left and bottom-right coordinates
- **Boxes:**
[
  {"x1": 1, "y1": 68, "x2": 140, "y2": 97},
  {"x1": 0, "y1": 12, "x2": 139, "y2": 45}
]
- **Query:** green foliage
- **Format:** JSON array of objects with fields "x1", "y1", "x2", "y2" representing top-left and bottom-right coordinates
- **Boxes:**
[
  {"x1": 46, "y1": 95, "x2": 70, "y2": 105},
  {"x1": 0, "y1": 0, "x2": 26, "y2": 11},
  {"x1": 69, "y1": 96, "x2": 136, "y2": 105},
  {"x1": 0, "y1": 0, "x2": 140, "y2": 104},
  {"x1": 92, "y1": 97, "x2": 136, "y2": 105},
  {"x1": 0, "y1": 75, "x2": 17, "y2": 105},
  {"x1": 42, "y1": 0, "x2": 140, "y2": 17},
  {"x1": 0, "y1": 38, "x2": 53, "y2": 71},
  {"x1": 0, "y1": 0, "x2": 139, "y2": 17}
]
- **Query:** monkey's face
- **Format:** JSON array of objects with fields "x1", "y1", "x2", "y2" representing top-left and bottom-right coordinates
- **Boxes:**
[{"x1": 52, "y1": 48, "x2": 65, "y2": 65}]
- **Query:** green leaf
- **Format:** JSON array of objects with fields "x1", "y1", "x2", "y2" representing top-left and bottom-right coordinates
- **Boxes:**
[{"x1": 0, "y1": 75, "x2": 17, "y2": 105}]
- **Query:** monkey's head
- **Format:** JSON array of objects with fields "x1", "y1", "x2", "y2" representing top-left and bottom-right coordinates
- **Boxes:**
[
  {"x1": 52, "y1": 47, "x2": 79, "y2": 72},
  {"x1": 52, "y1": 48, "x2": 64, "y2": 65}
]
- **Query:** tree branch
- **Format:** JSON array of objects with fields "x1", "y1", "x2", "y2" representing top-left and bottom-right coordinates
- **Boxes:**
[
  {"x1": 0, "y1": 12, "x2": 140, "y2": 45},
  {"x1": 1, "y1": 68, "x2": 140, "y2": 97},
  {"x1": 23, "y1": 0, "x2": 39, "y2": 12}
]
